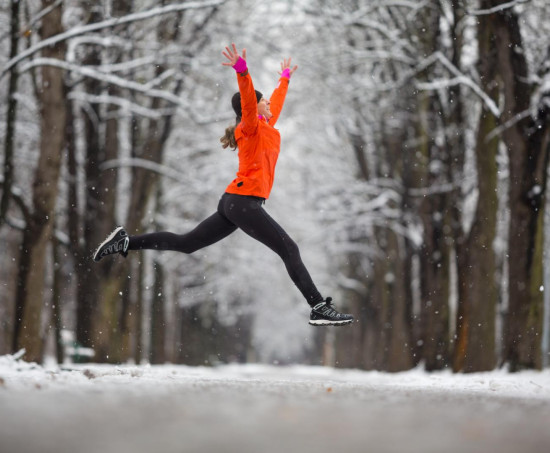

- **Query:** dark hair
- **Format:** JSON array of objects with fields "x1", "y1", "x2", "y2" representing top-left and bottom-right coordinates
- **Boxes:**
[
  {"x1": 231, "y1": 90, "x2": 263, "y2": 119},
  {"x1": 221, "y1": 90, "x2": 263, "y2": 150}
]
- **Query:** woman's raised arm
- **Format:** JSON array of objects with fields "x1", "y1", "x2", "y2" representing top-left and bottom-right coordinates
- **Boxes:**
[{"x1": 222, "y1": 43, "x2": 260, "y2": 135}]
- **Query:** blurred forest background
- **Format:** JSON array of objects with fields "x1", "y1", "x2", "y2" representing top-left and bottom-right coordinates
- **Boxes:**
[{"x1": 1, "y1": 0, "x2": 549, "y2": 372}]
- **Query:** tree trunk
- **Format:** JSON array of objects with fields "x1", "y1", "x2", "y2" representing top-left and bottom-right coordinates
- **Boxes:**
[
  {"x1": 175, "y1": 301, "x2": 252, "y2": 365},
  {"x1": 0, "y1": 230, "x2": 19, "y2": 354},
  {"x1": 92, "y1": 3, "x2": 219, "y2": 363},
  {"x1": 64, "y1": 1, "x2": 105, "y2": 354},
  {"x1": 333, "y1": 254, "x2": 371, "y2": 369},
  {"x1": 418, "y1": 195, "x2": 451, "y2": 371},
  {"x1": 410, "y1": 1, "x2": 451, "y2": 371},
  {"x1": 453, "y1": 0, "x2": 499, "y2": 372},
  {"x1": 93, "y1": 6, "x2": 186, "y2": 363},
  {"x1": 51, "y1": 235, "x2": 64, "y2": 364},
  {"x1": 133, "y1": 257, "x2": 144, "y2": 364},
  {"x1": 15, "y1": 0, "x2": 66, "y2": 362},
  {"x1": 91, "y1": 95, "x2": 126, "y2": 362},
  {"x1": 0, "y1": 0, "x2": 21, "y2": 227},
  {"x1": 150, "y1": 260, "x2": 166, "y2": 364},
  {"x1": 72, "y1": 1, "x2": 129, "y2": 360},
  {"x1": 385, "y1": 230, "x2": 414, "y2": 371},
  {"x1": 415, "y1": 90, "x2": 451, "y2": 371},
  {"x1": 454, "y1": 109, "x2": 499, "y2": 372},
  {"x1": 491, "y1": 3, "x2": 550, "y2": 370}
]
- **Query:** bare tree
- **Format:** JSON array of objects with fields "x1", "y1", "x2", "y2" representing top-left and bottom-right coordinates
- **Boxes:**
[
  {"x1": 92, "y1": 2, "x2": 221, "y2": 362},
  {"x1": 0, "y1": 0, "x2": 22, "y2": 227},
  {"x1": 15, "y1": 0, "x2": 67, "y2": 362},
  {"x1": 491, "y1": 1, "x2": 550, "y2": 370},
  {"x1": 453, "y1": 0, "x2": 499, "y2": 372}
]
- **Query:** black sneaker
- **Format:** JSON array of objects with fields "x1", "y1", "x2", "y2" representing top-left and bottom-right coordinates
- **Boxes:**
[
  {"x1": 309, "y1": 298, "x2": 354, "y2": 326},
  {"x1": 93, "y1": 226, "x2": 129, "y2": 262}
]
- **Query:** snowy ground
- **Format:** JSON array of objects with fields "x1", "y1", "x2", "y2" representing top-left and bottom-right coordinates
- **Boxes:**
[{"x1": 1, "y1": 354, "x2": 550, "y2": 453}]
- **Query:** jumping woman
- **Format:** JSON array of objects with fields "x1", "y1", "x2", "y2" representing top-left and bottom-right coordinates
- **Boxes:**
[{"x1": 93, "y1": 43, "x2": 353, "y2": 327}]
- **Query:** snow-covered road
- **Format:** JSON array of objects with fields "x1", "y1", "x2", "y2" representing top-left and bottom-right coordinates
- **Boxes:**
[{"x1": 1, "y1": 356, "x2": 549, "y2": 453}]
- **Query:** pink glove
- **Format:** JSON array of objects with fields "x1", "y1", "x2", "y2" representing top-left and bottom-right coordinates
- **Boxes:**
[
  {"x1": 232, "y1": 57, "x2": 248, "y2": 73},
  {"x1": 281, "y1": 68, "x2": 291, "y2": 79}
]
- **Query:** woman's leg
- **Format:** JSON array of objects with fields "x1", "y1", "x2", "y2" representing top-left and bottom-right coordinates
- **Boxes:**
[
  {"x1": 220, "y1": 193, "x2": 323, "y2": 306},
  {"x1": 129, "y1": 209, "x2": 237, "y2": 254}
]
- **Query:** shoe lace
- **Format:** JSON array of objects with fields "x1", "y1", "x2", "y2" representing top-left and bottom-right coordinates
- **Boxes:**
[{"x1": 312, "y1": 297, "x2": 335, "y2": 313}]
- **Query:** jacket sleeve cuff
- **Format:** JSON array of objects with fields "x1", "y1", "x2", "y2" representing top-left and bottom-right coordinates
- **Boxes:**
[
  {"x1": 280, "y1": 68, "x2": 291, "y2": 79},
  {"x1": 232, "y1": 57, "x2": 248, "y2": 74}
]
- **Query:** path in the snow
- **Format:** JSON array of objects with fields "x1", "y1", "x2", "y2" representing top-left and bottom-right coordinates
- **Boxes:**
[{"x1": 1, "y1": 361, "x2": 549, "y2": 453}]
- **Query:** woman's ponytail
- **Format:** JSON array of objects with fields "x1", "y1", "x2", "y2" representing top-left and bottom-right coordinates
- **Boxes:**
[{"x1": 220, "y1": 118, "x2": 240, "y2": 150}]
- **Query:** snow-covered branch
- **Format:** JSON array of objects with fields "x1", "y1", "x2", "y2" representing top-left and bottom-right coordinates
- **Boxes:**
[
  {"x1": 407, "y1": 181, "x2": 463, "y2": 197},
  {"x1": 20, "y1": 57, "x2": 185, "y2": 107},
  {"x1": 339, "y1": 49, "x2": 415, "y2": 66},
  {"x1": 0, "y1": 0, "x2": 226, "y2": 80},
  {"x1": 100, "y1": 158, "x2": 186, "y2": 182},
  {"x1": 361, "y1": 49, "x2": 500, "y2": 116},
  {"x1": 466, "y1": 0, "x2": 531, "y2": 16},
  {"x1": 66, "y1": 35, "x2": 136, "y2": 61},
  {"x1": 18, "y1": 58, "x2": 224, "y2": 124},
  {"x1": 485, "y1": 109, "x2": 533, "y2": 142},
  {"x1": 144, "y1": 69, "x2": 179, "y2": 91},
  {"x1": 66, "y1": 36, "x2": 185, "y2": 67},
  {"x1": 28, "y1": 0, "x2": 64, "y2": 30},
  {"x1": 415, "y1": 76, "x2": 463, "y2": 91},
  {"x1": 407, "y1": 52, "x2": 501, "y2": 117},
  {"x1": 68, "y1": 92, "x2": 167, "y2": 119}
]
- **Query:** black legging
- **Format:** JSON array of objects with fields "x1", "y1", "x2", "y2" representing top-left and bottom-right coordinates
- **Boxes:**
[{"x1": 129, "y1": 193, "x2": 323, "y2": 306}]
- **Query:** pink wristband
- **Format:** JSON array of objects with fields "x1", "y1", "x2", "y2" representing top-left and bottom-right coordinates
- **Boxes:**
[
  {"x1": 281, "y1": 68, "x2": 291, "y2": 79},
  {"x1": 232, "y1": 57, "x2": 248, "y2": 73}
]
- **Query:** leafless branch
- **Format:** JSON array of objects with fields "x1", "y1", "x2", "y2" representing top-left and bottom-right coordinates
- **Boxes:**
[
  {"x1": 412, "y1": 52, "x2": 501, "y2": 117},
  {"x1": 466, "y1": 0, "x2": 531, "y2": 16},
  {"x1": 0, "y1": 0, "x2": 226, "y2": 80},
  {"x1": 100, "y1": 158, "x2": 185, "y2": 182}
]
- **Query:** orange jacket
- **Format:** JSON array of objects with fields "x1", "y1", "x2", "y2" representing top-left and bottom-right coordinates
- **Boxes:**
[{"x1": 225, "y1": 71, "x2": 289, "y2": 199}]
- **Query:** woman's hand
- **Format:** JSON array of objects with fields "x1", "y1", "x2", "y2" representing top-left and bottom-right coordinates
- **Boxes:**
[
  {"x1": 279, "y1": 57, "x2": 298, "y2": 78},
  {"x1": 222, "y1": 43, "x2": 247, "y2": 68}
]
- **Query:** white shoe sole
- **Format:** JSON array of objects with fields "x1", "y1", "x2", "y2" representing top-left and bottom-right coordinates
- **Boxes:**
[
  {"x1": 309, "y1": 318, "x2": 353, "y2": 326},
  {"x1": 93, "y1": 226, "x2": 125, "y2": 262}
]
